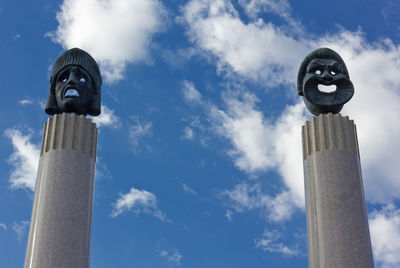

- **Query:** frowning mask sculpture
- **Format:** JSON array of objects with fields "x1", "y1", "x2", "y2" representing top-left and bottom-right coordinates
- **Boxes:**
[
  {"x1": 297, "y1": 47, "x2": 354, "y2": 116},
  {"x1": 45, "y1": 48, "x2": 102, "y2": 116}
]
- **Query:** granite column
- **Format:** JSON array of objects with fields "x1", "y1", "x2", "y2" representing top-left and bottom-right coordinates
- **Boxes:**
[
  {"x1": 24, "y1": 113, "x2": 97, "y2": 268},
  {"x1": 302, "y1": 113, "x2": 374, "y2": 268}
]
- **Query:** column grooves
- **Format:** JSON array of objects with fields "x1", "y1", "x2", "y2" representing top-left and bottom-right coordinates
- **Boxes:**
[
  {"x1": 302, "y1": 114, "x2": 360, "y2": 158},
  {"x1": 40, "y1": 122, "x2": 48, "y2": 156},
  {"x1": 40, "y1": 114, "x2": 98, "y2": 158}
]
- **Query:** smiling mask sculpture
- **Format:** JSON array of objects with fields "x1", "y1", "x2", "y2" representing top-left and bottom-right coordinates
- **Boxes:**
[
  {"x1": 45, "y1": 47, "x2": 102, "y2": 116},
  {"x1": 297, "y1": 47, "x2": 354, "y2": 116}
]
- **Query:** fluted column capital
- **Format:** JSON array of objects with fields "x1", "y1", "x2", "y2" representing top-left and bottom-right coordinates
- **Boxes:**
[
  {"x1": 41, "y1": 113, "x2": 98, "y2": 159},
  {"x1": 302, "y1": 113, "x2": 359, "y2": 160}
]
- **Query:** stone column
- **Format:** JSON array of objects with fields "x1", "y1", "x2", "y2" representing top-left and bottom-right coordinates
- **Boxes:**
[
  {"x1": 24, "y1": 113, "x2": 97, "y2": 268},
  {"x1": 302, "y1": 113, "x2": 374, "y2": 268}
]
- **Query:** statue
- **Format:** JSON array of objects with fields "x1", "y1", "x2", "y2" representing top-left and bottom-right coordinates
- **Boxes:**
[
  {"x1": 45, "y1": 48, "x2": 102, "y2": 116},
  {"x1": 297, "y1": 47, "x2": 354, "y2": 116}
]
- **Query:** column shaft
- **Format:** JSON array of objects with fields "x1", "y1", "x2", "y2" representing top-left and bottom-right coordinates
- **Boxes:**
[
  {"x1": 24, "y1": 113, "x2": 97, "y2": 268},
  {"x1": 302, "y1": 113, "x2": 373, "y2": 268}
]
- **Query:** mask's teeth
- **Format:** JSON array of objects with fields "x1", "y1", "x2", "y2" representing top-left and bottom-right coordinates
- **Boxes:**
[
  {"x1": 317, "y1": 84, "x2": 336, "y2": 93},
  {"x1": 65, "y1": 89, "x2": 79, "y2": 96}
]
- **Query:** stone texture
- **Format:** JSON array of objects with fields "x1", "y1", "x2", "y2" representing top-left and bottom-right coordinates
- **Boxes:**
[
  {"x1": 302, "y1": 113, "x2": 374, "y2": 268},
  {"x1": 24, "y1": 113, "x2": 97, "y2": 268}
]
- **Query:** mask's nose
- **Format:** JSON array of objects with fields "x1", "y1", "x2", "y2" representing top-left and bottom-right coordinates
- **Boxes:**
[
  {"x1": 321, "y1": 69, "x2": 333, "y2": 81},
  {"x1": 66, "y1": 68, "x2": 80, "y2": 84}
]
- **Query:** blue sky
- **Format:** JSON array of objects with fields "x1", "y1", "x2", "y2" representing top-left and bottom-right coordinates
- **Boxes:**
[{"x1": 1, "y1": 0, "x2": 400, "y2": 267}]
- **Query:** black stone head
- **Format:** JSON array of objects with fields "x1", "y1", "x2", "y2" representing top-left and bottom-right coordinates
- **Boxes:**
[
  {"x1": 45, "y1": 48, "x2": 102, "y2": 116},
  {"x1": 297, "y1": 47, "x2": 354, "y2": 116}
]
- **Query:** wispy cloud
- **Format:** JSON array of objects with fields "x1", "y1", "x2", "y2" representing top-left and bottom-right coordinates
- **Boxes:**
[
  {"x1": 182, "y1": 80, "x2": 203, "y2": 106},
  {"x1": 182, "y1": 183, "x2": 197, "y2": 195},
  {"x1": 238, "y1": 0, "x2": 301, "y2": 31},
  {"x1": 19, "y1": 99, "x2": 33, "y2": 105},
  {"x1": 239, "y1": 0, "x2": 291, "y2": 17},
  {"x1": 91, "y1": 104, "x2": 120, "y2": 129},
  {"x1": 48, "y1": 0, "x2": 167, "y2": 82},
  {"x1": 12, "y1": 34, "x2": 21, "y2": 40},
  {"x1": 225, "y1": 209, "x2": 233, "y2": 221},
  {"x1": 210, "y1": 92, "x2": 307, "y2": 210},
  {"x1": 12, "y1": 221, "x2": 29, "y2": 241},
  {"x1": 4, "y1": 129, "x2": 40, "y2": 191},
  {"x1": 221, "y1": 183, "x2": 294, "y2": 222},
  {"x1": 180, "y1": 0, "x2": 310, "y2": 86},
  {"x1": 209, "y1": 91, "x2": 275, "y2": 173},
  {"x1": 110, "y1": 187, "x2": 166, "y2": 221},
  {"x1": 255, "y1": 229, "x2": 300, "y2": 256},
  {"x1": 128, "y1": 117, "x2": 153, "y2": 152},
  {"x1": 18, "y1": 98, "x2": 46, "y2": 109},
  {"x1": 381, "y1": 0, "x2": 400, "y2": 23},
  {"x1": 0, "y1": 223, "x2": 7, "y2": 231},
  {"x1": 181, "y1": 127, "x2": 194, "y2": 140},
  {"x1": 159, "y1": 249, "x2": 183, "y2": 264},
  {"x1": 155, "y1": 239, "x2": 183, "y2": 265},
  {"x1": 369, "y1": 204, "x2": 400, "y2": 268}
]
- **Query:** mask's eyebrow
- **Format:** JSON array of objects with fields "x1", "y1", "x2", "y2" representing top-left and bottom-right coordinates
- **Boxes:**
[
  {"x1": 329, "y1": 62, "x2": 343, "y2": 72},
  {"x1": 76, "y1": 68, "x2": 90, "y2": 79},
  {"x1": 307, "y1": 61, "x2": 323, "y2": 72},
  {"x1": 57, "y1": 68, "x2": 70, "y2": 80}
]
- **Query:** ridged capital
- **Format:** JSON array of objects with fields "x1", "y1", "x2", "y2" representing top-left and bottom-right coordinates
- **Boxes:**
[
  {"x1": 302, "y1": 113, "x2": 359, "y2": 160},
  {"x1": 40, "y1": 113, "x2": 98, "y2": 159}
]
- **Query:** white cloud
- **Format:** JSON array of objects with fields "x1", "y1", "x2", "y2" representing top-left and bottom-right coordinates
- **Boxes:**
[
  {"x1": 180, "y1": 0, "x2": 310, "y2": 86},
  {"x1": 271, "y1": 101, "x2": 308, "y2": 207},
  {"x1": 225, "y1": 209, "x2": 233, "y2": 221},
  {"x1": 210, "y1": 92, "x2": 307, "y2": 209},
  {"x1": 12, "y1": 221, "x2": 29, "y2": 241},
  {"x1": 221, "y1": 182, "x2": 294, "y2": 222},
  {"x1": 209, "y1": 92, "x2": 274, "y2": 172},
  {"x1": 239, "y1": 0, "x2": 290, "y2": 16},
  {"x1": 182, "y1": 80, "x2": 203, "y2": 106},
  {"x1": 255, "y1": 229, "x2": 300, "y2": 256},
  {"x1": 95, "y1": 157, "x2": 112, "y2": 181},
  {"x1": 18, "y1": 98, "x2": 46, "y2": 109},
  {"x1": 182, "y1": 183, "x2": 197, "y2": 195},
  {"x1": 48, "y1": 0, "x2": 167, "y2": 82},
  {"x1": 181, "y1": 127, "x2": 194, "y2": 140},
  {"x1": 182, "y1": 0, "x2": 400, "y2": 206},
  {"x1": 181, "y1": 116, "x2": 208, "y2": 145},
  {"x1": 0, "y1": 223, "x2": 6, "y2": 231},
  {"x1": 238, "y1": 0, "x2": 299, "y2": 30},
  {"x1": 159, "y1": 249, "x2": 183, "y2": 264},
  {"x1": 155, "y1": 239, "x2": 183, "y2": 265},
  {"x1": 128, "y1": 117, "x2": 152, "y2": 152},
  {"x1": 91, "y1": 104, "x2": 120, "y2": 128},
  {"x1": 4, "y1": 129, "x2": 40, "y2": 191},
  {"x1": 369, "y1": 204, "x2": 400, "y2": 268},
  {"x1": 110, "y1": 187, "x2": 166, "y2": 221},
  {"x1": 19, "y1": 99, "x2": 33, "y2": 105},
  {"x1": 12, "y1": 34, "x2": 21, "y2": 40}
]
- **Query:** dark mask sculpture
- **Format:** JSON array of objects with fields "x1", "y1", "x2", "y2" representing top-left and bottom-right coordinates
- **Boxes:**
[
  {"x1": 45, "y1": 48, "x2": 102, "y2": 116},
  {"x1": 297, "y1": 47, "x2": 354, "y2": 116}
]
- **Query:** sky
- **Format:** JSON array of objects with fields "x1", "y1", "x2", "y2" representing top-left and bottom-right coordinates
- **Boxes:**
[{"x1": 1, "y1": 0, "x2": 400, "y2": 267}]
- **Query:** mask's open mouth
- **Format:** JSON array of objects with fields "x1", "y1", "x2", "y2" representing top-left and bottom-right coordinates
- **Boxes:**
[
  {"x1": 65, "y1": 88, "x2": 79, "y2": 97},
  {"x1": 317, "y1": 84, "x2": 336, "y2": 93}
]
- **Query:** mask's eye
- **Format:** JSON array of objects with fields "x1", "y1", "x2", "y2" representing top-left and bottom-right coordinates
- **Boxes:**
[
  {"x1": 80, "y1": 77, "x2": 86, "y2": 83},
  {"x1": 58, "y1": 70, "x2": 69, "y2": 83},
  {"x1": 315, "y1": 70, "x2": 322, "y2": 75},
  {"x1": 330, "y1": 70, "x2": 336, "y2": 75}
]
